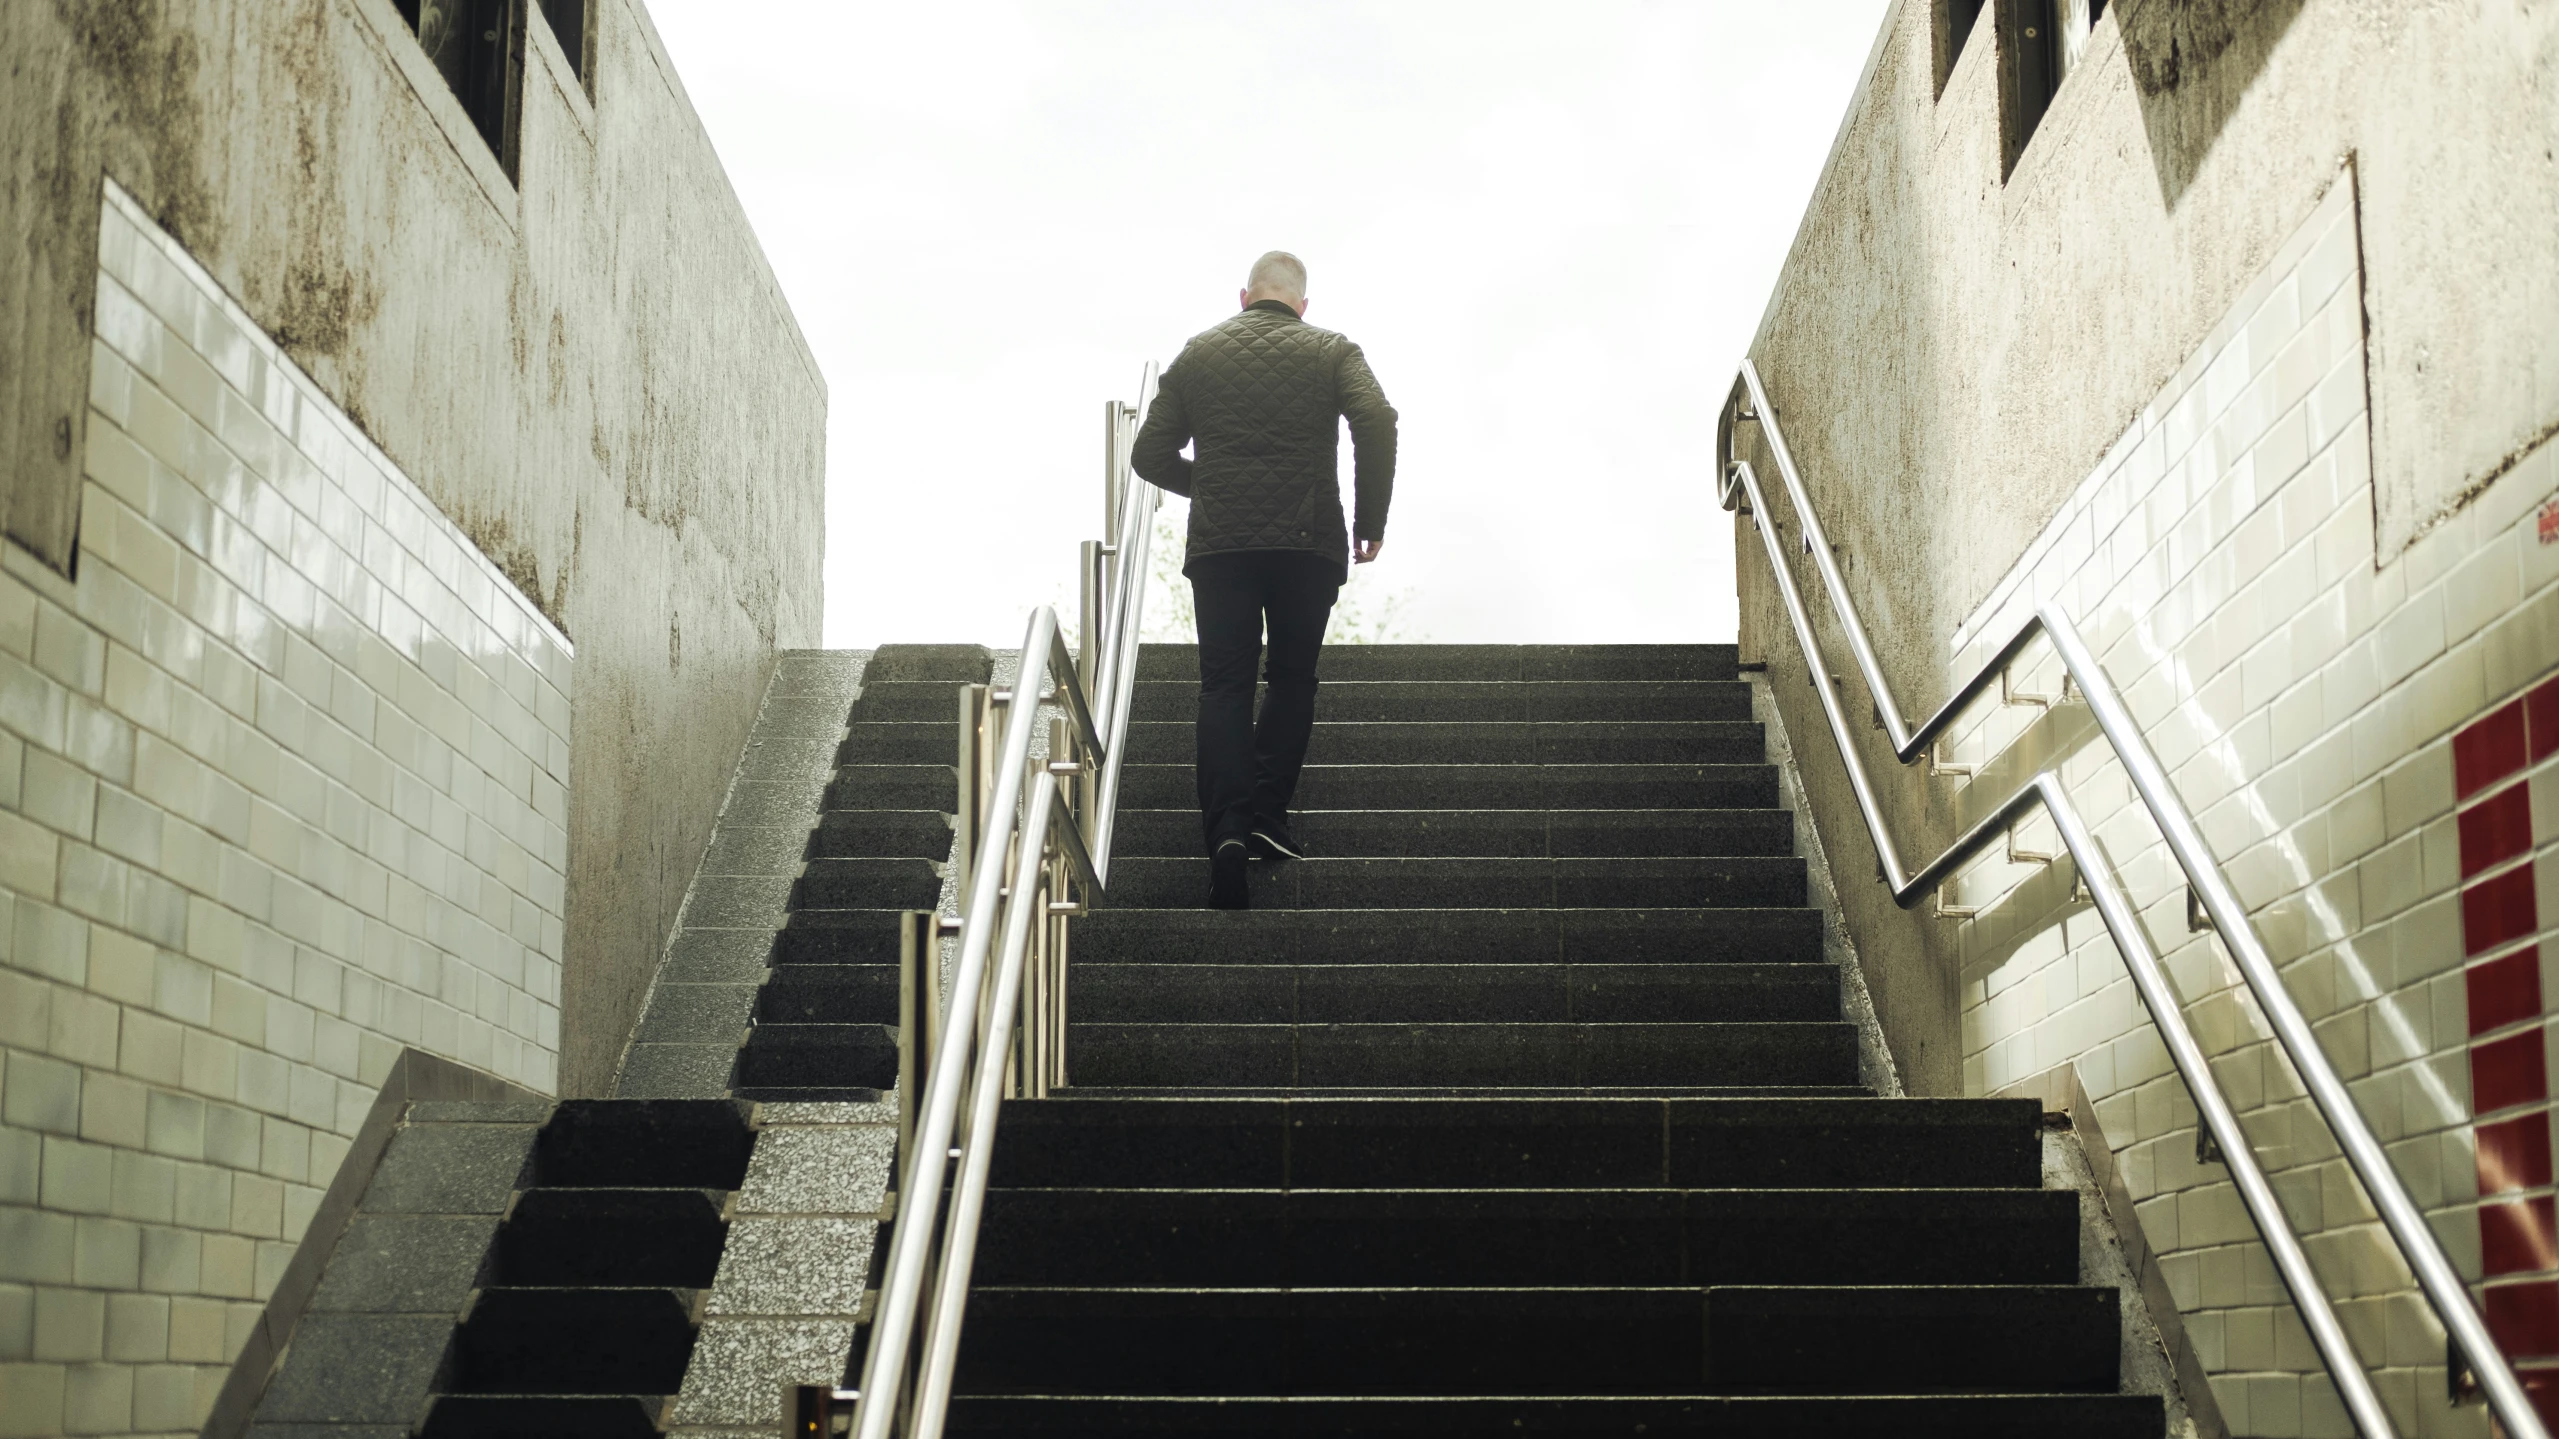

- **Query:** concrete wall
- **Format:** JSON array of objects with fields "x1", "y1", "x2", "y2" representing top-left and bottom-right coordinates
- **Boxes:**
[
  {"x1": 1737, "y1": 0, "x2": 2559, "y2": 1095},
  {"x1": 0, "y1": 185, "x2": 579, "y2": 1438},
  {"x1": 1737, "y1": 2, "x2": 2559, "y2": 1434},
  {"x1": 0, "y1": 0, "x2": 827, "y2": 1103},
  {"x1": 1943, "y1": 177, "x2": 2450, "y2": 1437}
]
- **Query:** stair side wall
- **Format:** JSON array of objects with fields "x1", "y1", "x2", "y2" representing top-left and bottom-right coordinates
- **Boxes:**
[
  {"x1": 0, "y1": 189, "x2": 584, "y2": 1439},
  {"x1": 614, "y1": 650, "x2": 868, "y2": 1100},
  {"x1": 1740, "y1": 5, "x2": 2559, "y2": 1435},
  {"x1": 1750, "y1": 669, "x2": 1903, "y2": 1098},
  {"x1": 231, "y1": 1081, "x2": 547, "y2": 1439},
  {"x1": 2, "y1": 2, "x2": 827, "y2": 1429},
  {"x1": 1931, "y1": 165, "x2": 2559, "y2": 1437}
]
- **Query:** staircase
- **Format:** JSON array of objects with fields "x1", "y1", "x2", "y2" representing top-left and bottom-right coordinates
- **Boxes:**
[
  {"x1": 738, "y1": 645, "x2": 995, "y2": 1099},
  {"x1": 419, "y1": 1100, "x2": 753, "y2": 1436},
  {"x1": 937, "y1": 642, "x2": 2163, "y2": 1435}
]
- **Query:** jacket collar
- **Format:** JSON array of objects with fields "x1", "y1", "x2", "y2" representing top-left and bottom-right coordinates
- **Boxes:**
[{"x1": 1243, "y1": 298, "x2": 1302, "y2": 319}]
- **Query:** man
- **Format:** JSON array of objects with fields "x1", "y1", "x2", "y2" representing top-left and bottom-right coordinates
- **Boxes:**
[{"x1": 1132, "y1": 251, "x2": 1399, "y2": 910}]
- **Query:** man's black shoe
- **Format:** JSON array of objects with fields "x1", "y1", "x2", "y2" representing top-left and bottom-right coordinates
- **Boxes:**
[
  {"x1": 1249, "y1": 820, "x2": 1307, "y2": 861},
  {"x1": 1209, "y1": 839, "x2": 1251, "y2": 910}
]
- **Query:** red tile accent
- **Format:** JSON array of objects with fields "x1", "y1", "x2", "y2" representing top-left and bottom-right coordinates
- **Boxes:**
[
  {"x1": 2529, "y1": 1369, "x2": 2559, "y2": 1431},
  {"x1": 2463, "y1": 783, "x2": 2537, "y2": 879},
  {"x1": 2484, "y1": 1196, "x2": 2559, "y2": 1277},
  {"x1": 2480, "y1": 1113, "x2": 2556, "y2": 1195},
  {"x1": 2476, "y1": 1030, "x2": 2552, "y2": 1116},
  {"x1": 2533, "y1": 676, "x2": 2559, "y2": 763},
  {"x1": 2467, "y1": 865, "x2": 2542, "y2": 957},
  {"x1": 2489, "y1": 1279, "x2": 2559, "y2": 1359},
  {"x1": 2462, "y1": 700, "x2": 2531, "y2": 799},
  {"x1": 2471, "y1": 948, "x2": 2547, "y2": 1036}
]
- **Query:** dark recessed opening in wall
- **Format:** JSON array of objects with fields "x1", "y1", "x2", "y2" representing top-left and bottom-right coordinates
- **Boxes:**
[
  {"x1": 393, "y1": 0, "x2": 523, "y2": 178},
  {"x1": 1999, "y1": 0, "x2": 2105, "y2": 177},
  {"x1": 1935, "y1": 0, "x2": 1987, "y2": 97},
  {"x1": 537, "y1": 0, "x2": 588, "y2": 89}
]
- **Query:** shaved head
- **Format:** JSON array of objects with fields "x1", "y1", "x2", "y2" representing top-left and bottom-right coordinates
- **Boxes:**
[{"x1": 1245, "y1": 250, "x2": 1307, "y2": 304}]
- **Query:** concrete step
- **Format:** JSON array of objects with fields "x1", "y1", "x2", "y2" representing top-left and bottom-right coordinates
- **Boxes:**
[
  {"x1": 1071, "y1": 963, "x2": 1841, "y2": 1025},
  {"x1": 449, "y1": 1287, "x2": 698, "y2": 1394},
  {"x1": 1706, "y1": 1285, "x2": 2120, "y2": 1395},
  {"x1": 774, "y1": 909, "x2": 910, "y2": 965},
  {"x1": 534, "y1": 1101, "x2": 752, "y2": 1189},
  {"x1": 419, "y1": 1394, "x2": 663, "y2": 1437},
  {"x1": 1137, "y1": 643, "x2": 1740, "y2": 683},
  {"x1": 946, "y1": 1283, "x2": 2116, "y2": 1396},
  {"x1": 1071, "y1": 908, "x2": 1827, "y2": 967},
  {"x1": 847, "y1": 719, "x2": 1769, "y2": 768},
  {"x1": 1117, "y1": 763, "x2": 1778, "y2": 811},
  {"x1": 495, "y1": 1188, "x2": 728, "y2": 1288},
  {"x1": 1066, "y1": 1021, "x2": 1859, "y2": 1089},
  {"x1": 847, "y1": 677, "x2": 988, "y2": 723},
  {"x1": 1121, "y1": 721, "x2": 1767, "y2": 767},
  {"x1": 734, "y1": 1021, "x2": 899, "y2": 1093},
  {"x1": 841, "y1": 722, "x2": 972, "y2": 765},
  {"x1": 863, "y1": 644, "x2": 994, "y2": 684},
  {"x1": 792, "y1": 856, "x2": 943, "y2": 910},
  {"x1": 1097, "y1": 857, "x2": 1807, "y2": 911},
  {"x1": 757, "y1": 965, "x2": 898, "y2": 1026},
  {"x1": 824, "y1": 764, "x2": 962, "y2": 812},
  {"x1": 987, "y1": 1097, "x2": 2045, "y2": 1191},
  {"x1": 1109, "y1": 807, "x2": 1793, "y2": 860},
  {"x1": 1129, "y1": 678, "x2": 1756, "y2": 724},
  {"x1": 940, "y1": 1393, "x2": 2168, "y2": 1436},
  {"x1": 808, "y1": 809, "x2": 951, "y2": 859},
  {"x1": 407, "y1": 1100, "x2": 752, "y2": 1416},
  {"x1": 972, "y1": 1185, "x2": 2081, "y2": 1287}
]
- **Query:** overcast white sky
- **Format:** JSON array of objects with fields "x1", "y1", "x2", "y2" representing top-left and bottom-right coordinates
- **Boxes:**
[{"x1": 647, "y1": 1, "x2": 1891, "y2": 648}]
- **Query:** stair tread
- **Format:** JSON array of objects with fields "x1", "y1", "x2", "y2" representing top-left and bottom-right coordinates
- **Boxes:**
[
  {"x1": 964, "y1": 1282, "x2": 2105, "y2": 1294},
  {"x1": 940, "y1": 1392, "x2": 2169, "y2": 1437},
  {"x1": 1059, "y1": 1080, "x2": 1883, "y2": 1090},
  {"x1": 976, "y1": 1184, "x2": 2052, "y2": 1195},
  {"x1": 1130, "y1": 680, "x2": 1758, "y2": 724}
]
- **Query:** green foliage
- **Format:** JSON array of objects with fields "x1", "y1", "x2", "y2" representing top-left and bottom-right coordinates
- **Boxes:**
[
  {"x1": 1139, "y1": 499, "x2": 1196, "y2": 644},
  {"x1": 1137, "y1": 496, "x2": 1423, "y2": 646},
  {"x1": 1324, "y1": 569, "x2": 1421, "y2": 645}
]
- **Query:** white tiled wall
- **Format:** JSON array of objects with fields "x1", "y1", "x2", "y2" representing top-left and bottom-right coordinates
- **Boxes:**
[
  {"x1": 0, "y1": 182, "x2": 572, "y2": 1437},
  {"x1": 1941, "y1": 169, "x2": 2559, "y2": 1435}
]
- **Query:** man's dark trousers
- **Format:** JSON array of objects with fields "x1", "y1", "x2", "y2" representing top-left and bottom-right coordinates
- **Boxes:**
[{"x1": 1191, "y1": 551, "x2": 1341, "y2": 853}]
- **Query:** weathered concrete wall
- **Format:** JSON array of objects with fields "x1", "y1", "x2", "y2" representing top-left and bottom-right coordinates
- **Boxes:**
[
  {"x1": 0, "y1": 0, "x2": 827, "y2": 1100},
  {"x1": 1737, "y1": 0, "x2": 2559, "y2": 1092},
  {"x1": 0, "y1": 185, "x2": 581, "y2": 1438},
  {"x1": 1738, "y1": 2, "x2": 2559, "y2": 1431}
]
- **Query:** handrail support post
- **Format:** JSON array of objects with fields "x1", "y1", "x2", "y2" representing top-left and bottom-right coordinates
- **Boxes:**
[{"x1": 853, "y1": 363, "x2": 1163, "y2": 1439}]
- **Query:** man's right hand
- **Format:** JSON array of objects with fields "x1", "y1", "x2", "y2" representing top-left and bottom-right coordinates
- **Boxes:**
[{"x1": 1353, "y1": 538, "x2": 1383, "y2": 564}]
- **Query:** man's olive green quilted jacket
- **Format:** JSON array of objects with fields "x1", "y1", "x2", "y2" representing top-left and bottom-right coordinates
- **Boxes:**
[{"x1": 1131, "y1": 299, "x2": 1399, "y2": 577}]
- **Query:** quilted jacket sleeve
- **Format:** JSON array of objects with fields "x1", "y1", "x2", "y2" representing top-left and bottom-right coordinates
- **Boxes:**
[
  {"x1": 1338, "y1": 342, "x2": 1398, "y2": 542},
  {"x1": 1130, "y1": 363, "x2": 1195, "y2": 498}
]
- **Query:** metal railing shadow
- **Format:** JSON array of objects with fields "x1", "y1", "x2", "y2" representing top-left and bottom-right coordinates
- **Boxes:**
[{"x1": 1720, "y1": 355, "x2": 2538, "y2": 1439}]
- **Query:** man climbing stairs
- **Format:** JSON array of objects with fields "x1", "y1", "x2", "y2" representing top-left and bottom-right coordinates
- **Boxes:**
[{"x1": 936, "y1": 641, "x2": 2163, "y2": 1435}]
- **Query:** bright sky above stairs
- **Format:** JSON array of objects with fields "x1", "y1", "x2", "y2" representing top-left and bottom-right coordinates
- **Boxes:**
[{"x1": 651, "y1": 0, "x2": 1891, "y2": 647}]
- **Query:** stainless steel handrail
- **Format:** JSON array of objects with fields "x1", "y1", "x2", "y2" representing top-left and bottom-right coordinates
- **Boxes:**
[
  {"x1": 1720, "y1": 356, "x2": 2543, "y2": 1439},
  {"x1": 850, "y1": 365, "x2": 1165, "y2": 1439}
]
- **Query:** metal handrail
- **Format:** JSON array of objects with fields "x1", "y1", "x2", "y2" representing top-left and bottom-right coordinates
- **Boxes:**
[
  {"x1": 849, "y1": 366, "x2": 1166, "y2": 1439},
  {"x1": 1719, "y1": 356, "x2": 2542, "y2": 1439}
]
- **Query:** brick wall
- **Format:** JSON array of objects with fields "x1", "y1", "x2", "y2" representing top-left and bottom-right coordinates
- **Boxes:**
[
  {"x1": 0, "y1": 182, "x2": 572, "y2": 1438},
  {"x1": 1941, "y1": 168, "x2": 2559, "y2": 1436}
]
